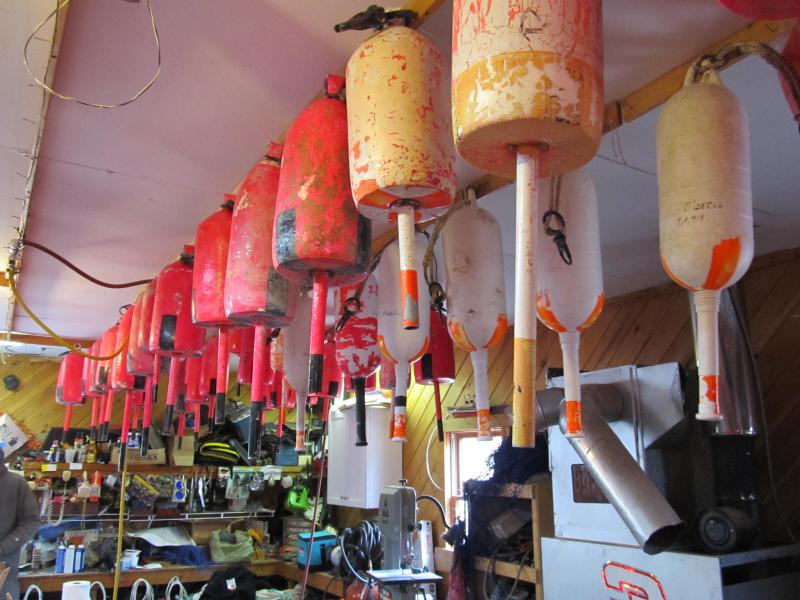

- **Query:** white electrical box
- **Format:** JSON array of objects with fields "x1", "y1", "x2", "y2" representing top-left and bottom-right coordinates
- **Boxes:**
[{"x1": 327, "y1": 404, "x2": 402, "y2": 509}]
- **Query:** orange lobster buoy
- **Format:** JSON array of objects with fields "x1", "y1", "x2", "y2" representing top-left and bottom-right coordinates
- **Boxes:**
[
  {"x1": 283, "y1": 292, "x2": 312, "y2": 452},
  {"x1": 536, "y1": 171, "x2": 604, "y2": 436},
  {"x1": 343, "y1": 10, "x2": 456, "y2": 331},
  {"x1": 443, "y1": 198, "x2": 508, "y2": 439},
  {"x1": 274, "y1": 75, "x2": 371, "y2": 408},
  {"x1": 452, "y1": 0, "x2": 603, "y2": 447},
  {"x1": 413, "y1": 308, "x2": 455, "y2": 442},
  {"x1": 193, "y1": 196, "x2": 236, "y2": 425},
  {"x1": 658, "y1": 70, "x2": 753, "y2": 421},
  {"x1": 335, "y1": 276, "x2": 381, "y2": 446},
  {"x1": 378, "y1": 235, "x2": 430, "y2": 442},
  {"x1": 56, "y1": 352, "x2": 85, "y2": 441},
  {"x1": 151, "y1": 246, "x2": 205, "y2": 434}
]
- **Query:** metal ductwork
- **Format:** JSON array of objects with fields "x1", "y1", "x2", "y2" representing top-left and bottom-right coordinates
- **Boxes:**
[{"x1": 539, "y1": 365, "x2": 685, "y2": 554}]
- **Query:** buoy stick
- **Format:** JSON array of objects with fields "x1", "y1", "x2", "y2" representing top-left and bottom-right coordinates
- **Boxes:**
[
  {"x1": 248, "y1": 324, "x2": 268, "y2": 459},
  {"x1": 560, "y1": 331, "x2": 583, "y2": 436},
  {"x1": 512, "y1": 145, "x2": 540, "y2": 447},
  {"x1": 214, "y1": 328, "x2": 229, "y2": 424}
]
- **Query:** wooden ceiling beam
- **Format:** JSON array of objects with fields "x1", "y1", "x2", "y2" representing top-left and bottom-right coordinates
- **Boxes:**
[{"x1": 0, "y1": 331, "x2": 93, "y2": 349}]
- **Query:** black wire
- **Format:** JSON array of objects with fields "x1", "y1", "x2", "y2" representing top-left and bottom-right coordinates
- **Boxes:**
[
  {"x1": 728, "y1": 288, "x2": 797, "y2": 542},
  {"x1": 22, "y1": 239, "x2": 152, "y2": 288},
  {"x1": 416, "y1": 495, "x2": 450, "y2": 529}
]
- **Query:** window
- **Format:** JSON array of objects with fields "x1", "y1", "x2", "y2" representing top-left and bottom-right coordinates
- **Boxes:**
[{"x1": 444, "y1": 429, "x2": 503, "y2": 524}]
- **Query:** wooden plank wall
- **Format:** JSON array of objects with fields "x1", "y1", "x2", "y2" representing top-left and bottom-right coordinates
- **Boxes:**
[{"x1": 339, "y1": 247, "x2": 800, "y2": 545}]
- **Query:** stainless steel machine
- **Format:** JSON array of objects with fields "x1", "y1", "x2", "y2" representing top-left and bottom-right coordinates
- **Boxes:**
[
  {"x1": 539, "y1": 362, "x2": 800, "y2": 599},
  {"x1": 366, "y1": 482, "x2": 441, "y2": 599}
]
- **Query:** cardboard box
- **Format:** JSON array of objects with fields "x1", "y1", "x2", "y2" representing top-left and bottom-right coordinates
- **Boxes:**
[
  {"x1": 0, "y1": 414, "x2": 29, "y2": 456},
  {"x1": 190, "y1": 520, "x2": 229, "y2": 545},
  {"x1": 111, "y1": 446, "x2": 166, "y2": 466},
  {"x1": 168, "y1": 435, "x2": 195, "y2": 466}
]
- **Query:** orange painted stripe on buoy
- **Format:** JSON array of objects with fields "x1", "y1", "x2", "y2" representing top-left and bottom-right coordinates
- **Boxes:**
[
  {"x1": 702, "y1": 374, "x2": 719, "y2": 408},
  {"x1": 400, "y1": 269, "x2": 419, "y2": 329},
  {"x1": 484, "y1": 314, "x2": 509, "y2": 349},
  {"x1": 448, "y1": 320, "x2": 477, "y2": 352},
  {"x1": 703, "y1": 237, "x2": 742, "y2": 290},
  {"x1": 578, "y1": 292, "x2": 606, "y2": 333},
  {"x1": 565, "y1": 400, "x2": 582, "y2": 435},
  {"x1": 536, "y1": 292, "x2": 567, "y2": 333}
]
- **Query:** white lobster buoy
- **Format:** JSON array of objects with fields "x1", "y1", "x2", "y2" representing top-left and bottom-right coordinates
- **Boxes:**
[
  {"x1": 658, "y1": 70, "x2": 753, "y2": 422},
  {"x1": 443, "y1": 196, "x2": 508, "y2": 440},
  {"x1": 536, "y1": 170, "x2": 605, "y2": 437},
  {"x1": 377, "y1": 235, "x2": 431, "y2": 442},
  {"x1": 451, "y1": 0, "x2": 604, "y2": 448},
  {"x1": 347, "y1": 21, "x2": 456, "y2": 332},
  {"x1": 284, "y1": 291, "x2": 312, "y2": 451}
]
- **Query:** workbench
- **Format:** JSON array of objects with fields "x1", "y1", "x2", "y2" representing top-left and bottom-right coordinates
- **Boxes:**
[{"x1": 19, "y1": 559, "x2": 345, "y2": 596}]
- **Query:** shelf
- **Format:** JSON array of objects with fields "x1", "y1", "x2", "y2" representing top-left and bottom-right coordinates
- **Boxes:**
[
  {"x1": 474, "y1": 556, "x2": 539, "y2": 584},
  {"x1": 41, "y1": 509, "x2": 276, "y2": 525},
  {"x1": 19, "y1": 559, "x2": 345, "y2": 596},
  {"x1": 23, "y1": 463, "x2": 308, "y2": 477}
]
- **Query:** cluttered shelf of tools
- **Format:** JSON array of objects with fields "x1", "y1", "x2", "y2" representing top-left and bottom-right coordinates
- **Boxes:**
[
  {"x1": 22, "y1": 463, "x2": 310, "y2": 478},
  {"x1": 19, "y1": 559, "x2": 345, "y2": 595}
]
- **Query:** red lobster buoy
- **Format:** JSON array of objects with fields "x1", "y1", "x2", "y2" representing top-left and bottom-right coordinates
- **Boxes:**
[
  {"x1": 413, "y1": 308, "x2": 455, "y2": 442},
  {"x1": 151, "y1": 245, "x2": 205, "y2": 434},
  {"x1": 129, "y1": 282, "x2": 159, "y2": 456},
  {"x1": 716, "y1": 0, "x2": 800, "y2": 18},
  {"x1": 226, "y1": 142, "x2": 298, "y2": 457},
  {"x1": 111, "y1": 307, "x2": 140, "y2": 467},
  {"x1": 344, "y1": 15, "x2": 456, "y2": 331},
  {"x1": 335, "y1": 275, "x2": 381, "y2": 446},
  {"x1": 56, "y1": 352, "x2": 85, "y2": 442},
  {"x1": 81, "y1": 341, "x2": 103, "y2": 440},
  {"x1": 274, "y1": 75, "x2": 371, "y2": 409},
  {"x1": 193, "y1": 196, "x2": 236, "y2": 426},
  {"x1": 96, "y1": 324, "x2": 119, "y2": 442}
]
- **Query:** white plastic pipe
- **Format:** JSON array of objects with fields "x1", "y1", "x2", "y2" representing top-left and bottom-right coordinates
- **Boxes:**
[
  {"x1": 559, "y1": 331, "x2": 583, "y2": 436},
  {"x1": 396, "y1": 206, "x2": 419, "y2": 331},
  {"x1": 472, "y1": 348, "x2": 492, "y2": 440},
  {"x1": 392, "y1": 359, "x2": 410, "y2": 442},
  {"x1": 694, "y1": 290, "x2": 723, "y2": 421}
]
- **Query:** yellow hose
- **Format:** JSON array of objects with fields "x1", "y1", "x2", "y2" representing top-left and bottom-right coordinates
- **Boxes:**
[
  {"x1": 112, "y1": 457, "x2": 129, "y2": 600},
  {"x1": 6, "y1": 269, "x2": 127, "y2": 360}
]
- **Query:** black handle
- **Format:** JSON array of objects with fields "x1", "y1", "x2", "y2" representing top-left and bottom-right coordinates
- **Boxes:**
[
  {"x1": 354, "y1": 377, "x2": 367, "y2": 446},
  {"x1": 436, "y1": 418, "x2": 445, "y2": 443},
  {"x1": 247, "y1": 401, "x2": 263, "y2": 460},
  {"x1": 214, "y1": 392, "x2": 226, "y2": 425},
  {"x1": 140, "y1": 426, "x2": 150, "y2": 458},
  {"x1": 97, "y1": 422, "x2": 109, "y2": 442},
  {"x1": 163, "y1": 404, "x2": 174, "y2": 436},
  {"x1": 118, "y1": 442, "x2": 126, "y2": 472}
]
